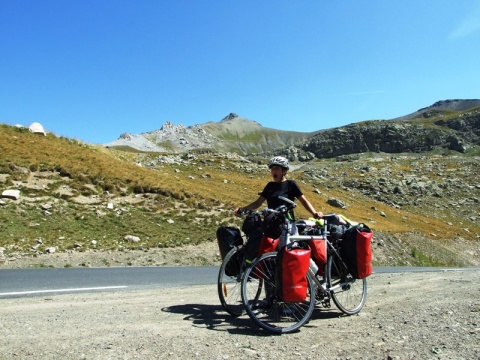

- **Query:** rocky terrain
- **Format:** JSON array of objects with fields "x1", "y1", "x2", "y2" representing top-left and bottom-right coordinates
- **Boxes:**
[{"x1": 1, "y1": 151, "x2": 479, "y2": 270}]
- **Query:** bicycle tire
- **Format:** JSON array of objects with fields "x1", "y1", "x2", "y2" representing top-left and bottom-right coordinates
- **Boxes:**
[
  {"x1": 327, "y1": 251, "x2": 367, "y2": 315},
  {"x1": 218, "y1": 246, "x2": 263, "y2": 317},
  {"x1": 241, "y1": 252, "x2": 316, "y2": 334}
]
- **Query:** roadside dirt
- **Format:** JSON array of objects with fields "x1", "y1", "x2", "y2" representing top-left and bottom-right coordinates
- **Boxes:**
[
  {"x1": 1, "y1": 269, "x2": 479, "y2": 359},
  {"x1": 0, "y1": 241, "x2": 223, "y2": 269}
]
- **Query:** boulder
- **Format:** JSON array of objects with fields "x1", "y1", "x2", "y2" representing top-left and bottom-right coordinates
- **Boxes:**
[{"x1": 1, "y1": 189, "x2": 20, "y2": 200}]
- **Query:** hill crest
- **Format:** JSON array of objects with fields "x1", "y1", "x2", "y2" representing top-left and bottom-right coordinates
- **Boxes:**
[{"x1": 103, "y1": 99, "x2": 480, "y2": 157}]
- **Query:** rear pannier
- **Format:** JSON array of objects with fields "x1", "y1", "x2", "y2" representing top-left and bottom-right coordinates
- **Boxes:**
[
  {"x1": 309, "y1": 238, "x2": 327, "y2": 275},
  {"x1": 341, "y1": 224, "x2": 373, "y2": 279}
]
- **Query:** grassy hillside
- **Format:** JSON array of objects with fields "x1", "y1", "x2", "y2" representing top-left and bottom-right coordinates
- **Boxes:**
[{"x1": 1, "y1": 124, "x2": 479, "y2": 267}]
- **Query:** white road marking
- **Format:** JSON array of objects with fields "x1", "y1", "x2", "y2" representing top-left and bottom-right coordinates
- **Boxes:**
[{"x1": 0, "y1": 286, "x2": 128, "y2": 297}]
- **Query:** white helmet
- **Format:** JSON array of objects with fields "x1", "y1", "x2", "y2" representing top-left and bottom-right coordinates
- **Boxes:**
[{"x1": 268, "y1": 156, "x2": 289, "y2": 170}]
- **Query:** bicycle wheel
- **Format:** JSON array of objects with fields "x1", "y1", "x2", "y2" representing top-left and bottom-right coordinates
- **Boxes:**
[
  {"x1": 241, "y1": 252, "x2": 316, "y2": 334},
  {"x1": 327, "y1": 251, "x2": 367, "y2": 315},
  {"x1": 217, "y1": 246, "x2": 246, "y2": 317}
]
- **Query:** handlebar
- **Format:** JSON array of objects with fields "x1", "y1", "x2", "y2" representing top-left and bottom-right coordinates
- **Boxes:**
[{"x1": 278, "y1": 196, "x2": 296, "y2": 208}]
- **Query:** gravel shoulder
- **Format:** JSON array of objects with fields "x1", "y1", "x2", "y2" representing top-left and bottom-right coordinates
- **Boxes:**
[{"x1": 1, "y1": 270, "x2": 479, "y2": 359}]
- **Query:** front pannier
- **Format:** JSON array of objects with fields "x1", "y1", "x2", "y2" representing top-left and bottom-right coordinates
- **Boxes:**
[
  {"x1": 217, "y1": 226, "x2": 244, "y2": 276},
  {"x1": 216, "y1": 226, "x2": 243, "y2": 260},
  {"x1": 341, "y1": 224, "x2": 373, "y2": 279},
  {"x1": 275, "y1": 245, "x2": 311, "y2": 302},
  {"x1": 257, "y1": 234, "x2": 279, "y2": 256}
]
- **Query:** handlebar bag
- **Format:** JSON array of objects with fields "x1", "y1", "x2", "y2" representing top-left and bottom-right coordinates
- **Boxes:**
[
  {"x1": 216, "y1": 226, "x2": 243, "y2": 261},
  {"x1": 263, "y1": 212, "x2": 284, "y2": 239},
  {"x1": 242, "y1": 213, "x2": 263, "y2": 236},
  {"x1": 341, "y1": 224, "x2": 373, "y2": 279},
  {"x1": 275, "y1": 246, "x2": 311, "y2": 302}
]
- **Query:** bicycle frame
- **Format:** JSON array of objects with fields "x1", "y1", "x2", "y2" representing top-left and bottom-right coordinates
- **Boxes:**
[{"x1": 275, "y1": 198, "x2": 352, "y2": 300}]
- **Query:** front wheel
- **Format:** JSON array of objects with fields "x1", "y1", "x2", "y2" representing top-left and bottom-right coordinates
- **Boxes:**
[
  {"x1": 241, "y1": 252, "x2": 316, "y2": 334},
  {"x1": 327, "y1": 251, "x2": 367, "y2": 315}
]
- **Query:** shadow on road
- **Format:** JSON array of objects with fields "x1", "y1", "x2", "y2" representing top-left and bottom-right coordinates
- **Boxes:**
[
  {"x1": 161, "y1": 303, "x2": 274, "y2": 336},
  {"x1": 161, "y1": 303, "x2": 343, "y2": 335}
]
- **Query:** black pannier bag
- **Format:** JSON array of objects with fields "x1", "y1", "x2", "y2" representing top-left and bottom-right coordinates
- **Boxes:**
[
  {"x1": 217, "y1": 226, "x2": 244, "y2": 276},
  {"x1": 327, "y1": 223, "x2": 347, "y2": 241},
  {"x1": 244, "y1": 228, "x2": 263, "y2": 263},
  {"x1": 216, "y1": 226, "x2": 243, "y2": 260},
  {"x1": 263, "y1": 212, "x2": 284, "y2": 239},
  {"x1": 242, "y1": 213, "x2": 263, "y2": 236},
  {"x1": 340, "y1": 224, "x2": 373, "y2": 279}
]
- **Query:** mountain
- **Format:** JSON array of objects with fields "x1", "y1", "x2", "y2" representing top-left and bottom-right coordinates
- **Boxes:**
[
  {"x1": 104, "y1": 100, "x2": 480, "y2": 160},
  {"x1": 104, "y1": 113, "x2": 311, "y2": 154},
  {"x1": 290, "y1": 99, "x2": 480, "y2": 160},
  {"x1": 393, "y1": 99, "x2": 480, "y2": 120}
]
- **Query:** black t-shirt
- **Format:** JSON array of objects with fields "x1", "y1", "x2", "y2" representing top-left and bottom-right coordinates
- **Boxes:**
[{"x1": 260, "y1": 180, "x2": 303, "y2": 218}]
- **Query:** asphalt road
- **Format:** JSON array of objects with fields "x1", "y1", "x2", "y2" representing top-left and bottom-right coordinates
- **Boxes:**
[{"x1": 1, "y1": 266, "x2": 478, "y2": 298}]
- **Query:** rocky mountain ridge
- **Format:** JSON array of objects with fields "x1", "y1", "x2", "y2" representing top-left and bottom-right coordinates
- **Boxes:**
[{"x1": 104, "y1": 100, "x2": 480, "y2": 158}]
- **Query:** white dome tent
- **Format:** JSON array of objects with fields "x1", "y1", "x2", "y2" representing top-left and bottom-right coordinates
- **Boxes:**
[{"x1": 28, "y1": 122, "x2": 46, "y2": 136}]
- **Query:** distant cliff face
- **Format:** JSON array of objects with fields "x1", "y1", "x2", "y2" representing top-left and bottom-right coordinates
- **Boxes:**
[{"x1": 296, "y1": 107, "x2": 480, "y2": 159}]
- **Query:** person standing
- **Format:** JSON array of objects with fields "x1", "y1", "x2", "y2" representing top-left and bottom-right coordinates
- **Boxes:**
[{"x1": 235, "y1": 156, "x2": 323, "y2": 220}]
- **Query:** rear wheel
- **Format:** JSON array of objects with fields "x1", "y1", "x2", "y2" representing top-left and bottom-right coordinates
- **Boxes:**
[
  {"x1": 241, "y1": 252, "x2": 316, "y2": 334},
  {"x1": 327, "y1": 251, "x2": 367, "y2": 315},
  {"x1": 217, "y1": 246, "x2": 246, "y2": 317}
]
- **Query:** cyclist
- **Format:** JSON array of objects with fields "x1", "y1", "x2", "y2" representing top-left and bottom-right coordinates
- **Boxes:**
[
  {"x1": 233, "y1": 155, "x2": 323, "y2": 310},
  {"x1": 234, "y1": 156, "x2": 323, "y2": 221},
  {"x1": 234, "y1": 156, "x2": 323, "y2": 260}
]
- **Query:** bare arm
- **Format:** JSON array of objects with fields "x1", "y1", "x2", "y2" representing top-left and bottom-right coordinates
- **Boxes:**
[
  {"x1": 298, "y1": 194, "x2": 323, "y2": 219},
  {"x1": 234, "y1": 195, "x2": 266, "y2": 215}
]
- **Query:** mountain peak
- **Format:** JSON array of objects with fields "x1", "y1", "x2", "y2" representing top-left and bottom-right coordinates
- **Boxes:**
[
  {"x1": 220, "y1": 113, "x2": 239, "y2": 122},
  {"x1": 419, "y1": 99, "x2": 480, "y2": 112}
]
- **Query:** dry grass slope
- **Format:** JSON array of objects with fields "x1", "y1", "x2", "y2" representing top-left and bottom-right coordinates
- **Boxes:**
[{"x1": 1, "y1": 124, "x2": 479, "y2": 268}]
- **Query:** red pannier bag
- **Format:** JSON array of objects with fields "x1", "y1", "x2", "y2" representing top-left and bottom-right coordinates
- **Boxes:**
[
  {"x1": 258, "y1": 234, "x2": 279, "y2": 256},
  {"x1": 248, "y1": 235, "x2": 279, "y2": 280},
  {"x1": 275, "y1": 246, "x2": 311, "y2": 302},
  {"x1": 341, "y1": 224, "x2": 373, "y2": 279},
  {"x1": 309, "y1": 237, "x2": 327, "y2": 275}
]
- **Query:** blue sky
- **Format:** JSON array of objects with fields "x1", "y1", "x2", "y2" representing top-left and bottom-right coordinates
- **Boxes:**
[{"x1": 1, "y1": 1, "x2": 479, "y2": 144}]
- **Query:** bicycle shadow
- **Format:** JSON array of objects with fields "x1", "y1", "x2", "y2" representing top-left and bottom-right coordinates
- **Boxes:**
[
  {"x1": 310, "y1": 307, "x2": 345, "y2": 320},
  {"x1": 161, "y1": 303, "x2": 272, "y2": 336},
  {"x1": 161, "y1": 303, "x2": 345, "y2": 335}
]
